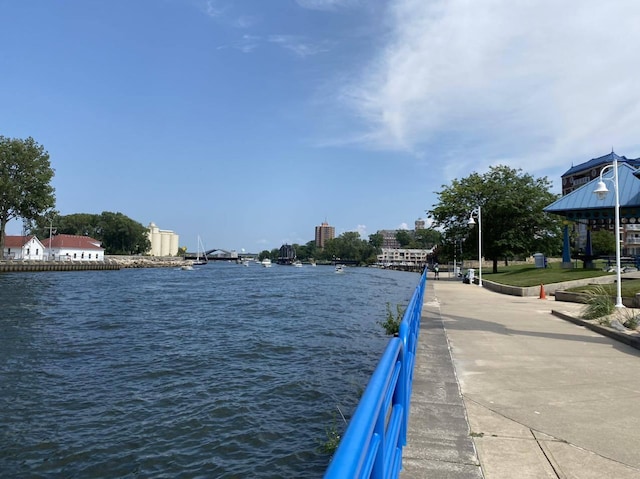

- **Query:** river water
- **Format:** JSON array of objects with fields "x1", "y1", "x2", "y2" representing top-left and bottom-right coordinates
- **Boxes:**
[{"x1": 0, "y1": 263, "x2": 420, "y2": 478}]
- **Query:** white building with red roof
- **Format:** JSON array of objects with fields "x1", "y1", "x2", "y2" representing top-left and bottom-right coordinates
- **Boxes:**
[
  {"x1": 46, "y1": 234, "x2": 105, "y2": 262},
  {"x1": 2, "y1": 235, "x2": 46, "y2": 260}
]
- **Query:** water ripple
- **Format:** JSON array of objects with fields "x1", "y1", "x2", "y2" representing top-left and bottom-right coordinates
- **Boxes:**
[{"x1": 0, "y1": 265, "x2": 420, "y2": 477}]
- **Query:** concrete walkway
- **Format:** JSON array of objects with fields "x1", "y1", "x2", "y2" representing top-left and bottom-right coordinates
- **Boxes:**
[{"x1": 401, "y1": 275, "x2": 640, "y2": 479}]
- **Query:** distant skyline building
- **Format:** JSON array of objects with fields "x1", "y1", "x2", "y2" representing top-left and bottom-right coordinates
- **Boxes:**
[
  {"x1": 415, "y1": 218, "x2": 426, "y2": 230},
  {"x1": 378, "y1": 230, "x2": 401, "y2": 249},
  {"x1": 315, "y1": 221, "x2": 335, "y2": 249}
]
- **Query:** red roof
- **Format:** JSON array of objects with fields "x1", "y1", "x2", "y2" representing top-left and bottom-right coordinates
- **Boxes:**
[
  {"x1": 3, "y1": 235, "x2": 37, "y2": 248},
  {"x1": 48, "y1": 234, "x2": 104, "y2": 250}
]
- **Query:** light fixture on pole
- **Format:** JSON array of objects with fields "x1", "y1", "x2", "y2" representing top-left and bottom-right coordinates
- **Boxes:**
[
  {"x1": 593, "y1": 156, "x2": 624, "y2": 308},
  {"x1": 467, "y1": 206, "x2": 483, "y2": 287}
]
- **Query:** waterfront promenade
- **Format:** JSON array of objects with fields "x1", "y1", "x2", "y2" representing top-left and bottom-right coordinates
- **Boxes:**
[{"x1": 401, "y1": 275, "x2": 640, "y2": 478}]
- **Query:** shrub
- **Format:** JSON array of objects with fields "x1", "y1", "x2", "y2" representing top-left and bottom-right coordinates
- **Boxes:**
[
  {"x1": 581, "y1": 285, "x2": 615, "y2": 319},
  {"x1": 318, "y1": 407, "x2": 347, "y2": 456},
  {"x1": 378, "y1": 302, "x2": 405, "y2": 335}
]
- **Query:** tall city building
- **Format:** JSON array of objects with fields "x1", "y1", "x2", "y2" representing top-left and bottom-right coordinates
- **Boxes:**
[{"x1": 315, "y1": 221, "x2": 335, "y2": 249}]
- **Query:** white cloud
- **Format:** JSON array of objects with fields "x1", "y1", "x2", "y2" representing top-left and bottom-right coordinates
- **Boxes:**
[
  {"x1": 268, "y1": 35, "x2": 331, "y2": 58},
  {"x1": 341, "y1": 0, "x2": 640, "y2": 175},
  {"x1": 397, "y1": 223, "x2": 409, "y2": 230},
  {"x1": 356, "y1": 224, "x2": 367, "y2": 238},
  {"x1": 296, "y1": 0, "x2": 360, "y2": 11},
  {"x1": 204, "y1": 0, "x2": 225, "y2": 18}
]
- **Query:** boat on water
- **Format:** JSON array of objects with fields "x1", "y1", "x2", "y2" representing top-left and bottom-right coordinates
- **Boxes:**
[
  {"x1": 193, "y1": 235, "x2": 208, "y2": 266},
  {"x1": 180, "y1": 264, "x2": 194, "y2": 271},
  {"x1": 292, "y1": 260, "x2": 303, "y2": 268},
  {"x1": 241, "y1": 259, "x2": 250, "y2": 267},
  {"x1": 335, "y1": 264, "x2": 345, "y2": 273},
  {"x1": 261, "y1": 258, "x2": 272, "y2": 268}
]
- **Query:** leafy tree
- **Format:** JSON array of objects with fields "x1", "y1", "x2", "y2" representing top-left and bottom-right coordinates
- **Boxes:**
[
  {"x1": 428, "y1": 165, "x2": 562, "y2": 273},
  {"x1": 590, "y1": 229, "x2": 616, "y2": 256},
  {"x1": 28, "y1": 211, "x2": 150, "y2": 255},
  {"x1": 317, "y1": 232, "x2": 380, "y2": 265},
  {"x1": 368, "y1": 233, "x2": 383, "y2": 249},
  {"x1": 98, "y1": 212, "x2": 150, "y2": 254},
  {"x1": 395, "y1": 230, "x2": 413, "y2": 247},
  {"x1": 413, "y1": 228, "x2": 442, "y2": 249},
  {"x1": 258, "y1": 250, "x2": 271, "y2": 261},
  {"x1": 0, "y1": 136, "x2": 55, "y2": 259}
]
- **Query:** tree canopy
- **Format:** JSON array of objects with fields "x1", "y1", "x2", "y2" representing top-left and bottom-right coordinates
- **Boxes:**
[
  {"x1": 427, "y1": 165, "x2": 562, "y2": 273},
  {"x1": 0, "y1": 136, "x2": 56, "y2": 259},
  {"x1": 29, "y1": 211, "x2": 151, "y2": 255}
]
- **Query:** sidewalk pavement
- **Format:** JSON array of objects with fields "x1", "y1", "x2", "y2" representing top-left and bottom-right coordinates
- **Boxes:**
[{"x1": 401, "y1": 275, "x2": 640, "y2": 479}]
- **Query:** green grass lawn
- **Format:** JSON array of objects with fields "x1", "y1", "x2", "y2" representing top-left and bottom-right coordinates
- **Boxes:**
[
  {"x1": 480, "y1": 261, "x2": 613, "y2": 287},
  {"x1": 565, "y1": 280, "x2": 640, "y2": 297}
]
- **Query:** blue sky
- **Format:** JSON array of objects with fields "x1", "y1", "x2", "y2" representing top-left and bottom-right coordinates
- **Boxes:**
[{"x1": 3, "y1": 0, "x2": 640, "y2": 252}]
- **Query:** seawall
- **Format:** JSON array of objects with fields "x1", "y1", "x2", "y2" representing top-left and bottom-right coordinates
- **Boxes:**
[{"x1": 0, "y1": 261, "x2": 120, "y2": 273}]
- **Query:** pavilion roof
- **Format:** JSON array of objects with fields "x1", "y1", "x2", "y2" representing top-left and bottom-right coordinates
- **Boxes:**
[
  {"x1": 545, "y1": 162, "x2": 640, "y2": 220},
  {"x1": 561, "y1": 151, "x2": 640, "y2": 177}
]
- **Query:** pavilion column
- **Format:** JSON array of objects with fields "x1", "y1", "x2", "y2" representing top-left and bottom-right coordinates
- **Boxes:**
[{"x1": 562, "y1": 223, "x2": 572, "y2": 269}]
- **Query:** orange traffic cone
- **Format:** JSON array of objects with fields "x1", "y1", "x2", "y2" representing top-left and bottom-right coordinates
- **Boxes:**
[{"x1": 539, "y1": 283, "x2": 547, "y2": 300}]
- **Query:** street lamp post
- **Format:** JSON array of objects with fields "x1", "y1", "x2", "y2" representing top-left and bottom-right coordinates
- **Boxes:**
[
  {"x1": 467, "y1": 206, "x2": 483, "y2": 287},
  {"x1": 48, "y1": 218, "x2": 55, "y2": 261},
  {"x1": 593, "y1": 157, "x2": 624, "y2": 308}
]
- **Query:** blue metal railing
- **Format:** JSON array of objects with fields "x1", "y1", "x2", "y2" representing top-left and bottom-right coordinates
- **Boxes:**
[{"x1": 324, "y1": 268, "x2": 427, "y2": 479}]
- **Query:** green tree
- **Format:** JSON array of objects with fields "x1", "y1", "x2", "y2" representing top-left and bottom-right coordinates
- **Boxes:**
[
  {"x1": 395, "y1": 230, "x2": 413, "y2": 247},
  {"x1": 428, "y1": 165, "x2": 562, "y2": 273},
  {"x1": 98, "y1": 212, "x2": 150, "y2": 255},
  {"x1": 590, "y1": 229, "x2": 616, "y2": 256},
  {"x1": 413, "y1": 228, "x2": 442, "y2": 249},
  {"x1": 29, "y1": 211, "x2": 150, "y2": 255},
  {"x1": 0, "y1": 136, "x2": 55, "y2": 259},
  {"x1": 368, "y1": 232, "x2": 383, "y2": 249},
  {"x1": 318, "y1": 232, "x2": 379, "y2": 265}
]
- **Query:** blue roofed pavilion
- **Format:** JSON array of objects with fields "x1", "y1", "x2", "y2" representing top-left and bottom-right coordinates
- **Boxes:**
[
  {"x1": 545, "y1": 161, "x2": 640, "y2": 268},
  {"x1": 546, "y1": 163, "x2": 640, "y2": 221}
]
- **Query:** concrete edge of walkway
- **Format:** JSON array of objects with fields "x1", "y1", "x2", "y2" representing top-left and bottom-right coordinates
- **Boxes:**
[{"x1": 551, "y1": 309, "x2": 640, "y2": 350}]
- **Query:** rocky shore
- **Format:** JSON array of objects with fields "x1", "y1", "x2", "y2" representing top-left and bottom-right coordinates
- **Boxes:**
[{"x1": 105, "y1": 255, "x2": 191, "y2": 268}]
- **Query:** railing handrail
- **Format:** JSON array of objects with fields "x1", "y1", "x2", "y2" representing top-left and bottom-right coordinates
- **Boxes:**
[{"x1": 324, "y1": 268, "x2": 427, "y2": 479}]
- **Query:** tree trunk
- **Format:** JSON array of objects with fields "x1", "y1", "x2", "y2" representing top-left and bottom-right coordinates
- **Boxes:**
[
  {"x1": 493, "y1": 258, "x2": 498, "y2": 273},
  {"x1": 0, "y1": 217, "x2": 7, "y2": 260}
]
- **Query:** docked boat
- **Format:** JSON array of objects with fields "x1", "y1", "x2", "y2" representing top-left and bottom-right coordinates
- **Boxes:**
[{"x1": 261, "y1": 258, "x2": 272, "y2": 268}]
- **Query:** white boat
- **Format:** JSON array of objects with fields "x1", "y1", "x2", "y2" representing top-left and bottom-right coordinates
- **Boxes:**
[
  {"x1": 292, "y1": 260, "x2": 303, "y2": 267},
  {"x1": 193, "y1": 236, "x2": 208, "y2": 266},
  {"x1": 180, "y1": 264, "x2": 194, "y2": 271},
  {"x1": 261, "y1": 258, "x2": 272, "y2": 268},
  {"x1": 241, "y1": 259, "x2": 250, "y2": 267},
  {"x1": 335, "y1": 264, "x2": 345, "y2": 273}
]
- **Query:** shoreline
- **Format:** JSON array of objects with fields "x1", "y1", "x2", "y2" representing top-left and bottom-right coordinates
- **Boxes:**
[{"x1": 0, "y1": 256, "x2": 191, "y2": 273}]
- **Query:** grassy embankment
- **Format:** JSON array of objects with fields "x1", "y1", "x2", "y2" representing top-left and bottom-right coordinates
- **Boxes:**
[{"x1": 483, "y1": 261, "x2": 640, "y2": 297}]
